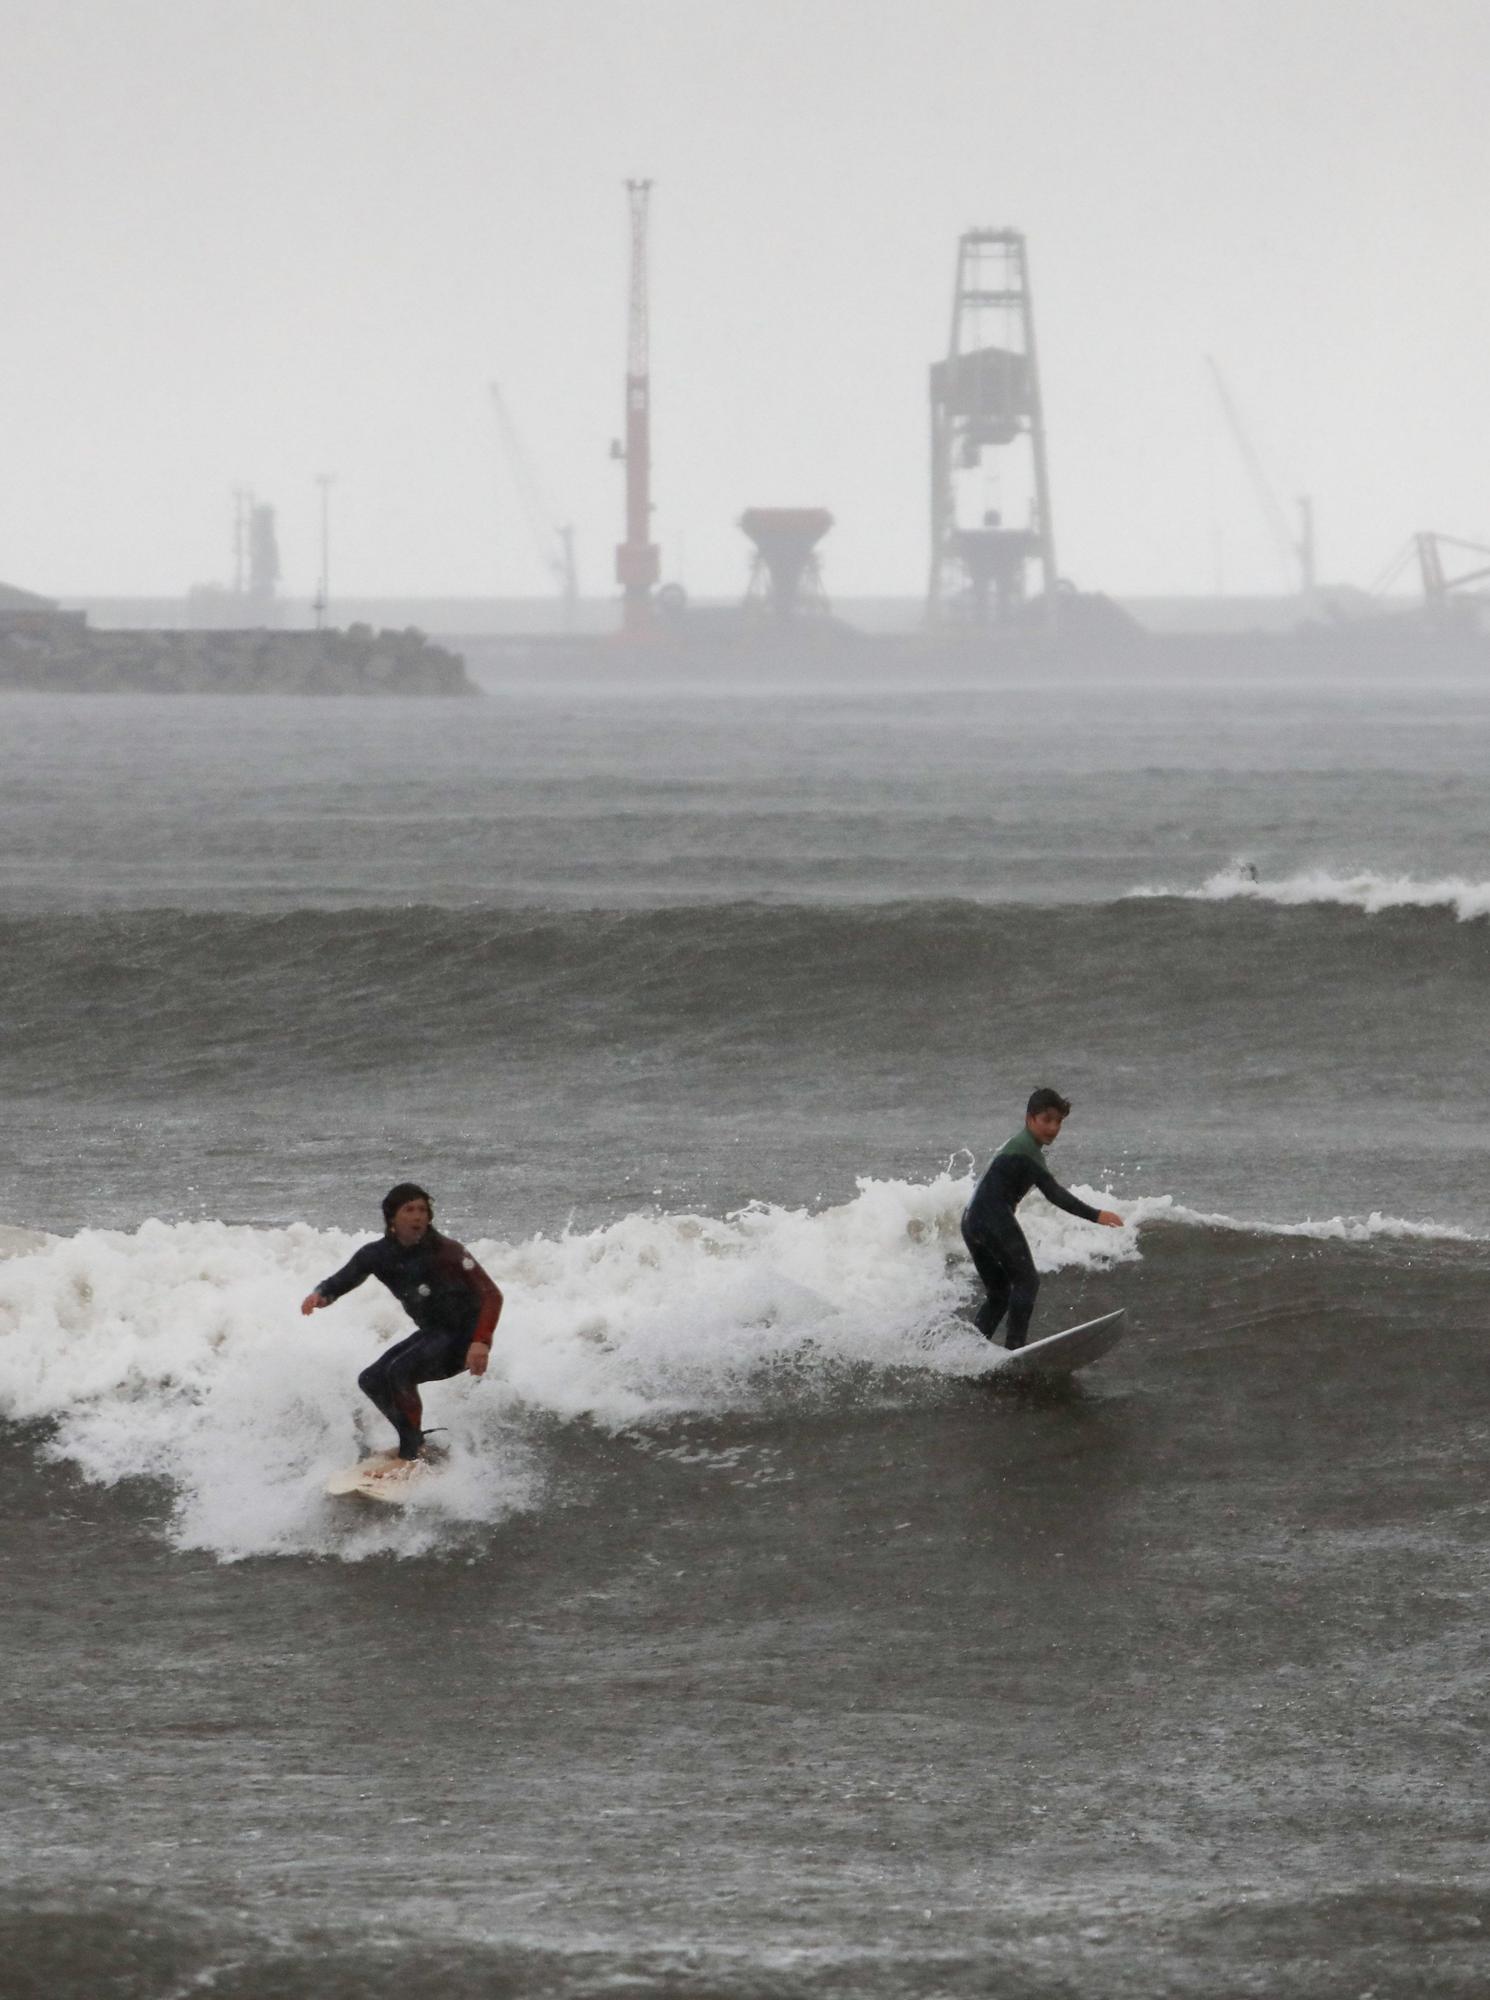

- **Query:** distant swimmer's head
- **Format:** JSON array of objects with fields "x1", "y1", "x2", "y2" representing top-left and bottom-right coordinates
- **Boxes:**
[
  {"x1": 1025, "y1": 1086, "x2": 1072, "y2": 1147},
  {"x1": 382, "y1": 1182, "x2": 434, "y2": 1244}
]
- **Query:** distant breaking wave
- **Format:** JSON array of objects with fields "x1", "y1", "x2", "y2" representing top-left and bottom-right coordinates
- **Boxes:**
[{"x1": 1131, "y1": 862, "x2": 1490, "y2": 922}]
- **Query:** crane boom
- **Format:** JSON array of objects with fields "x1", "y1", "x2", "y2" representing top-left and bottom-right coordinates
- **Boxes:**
[
  {"x1": 489, "y1": 382, "x2": 578, "y2": 619},
  {"x1": 1207, "y1": 357, "x2": 1306, "y2": 591}
]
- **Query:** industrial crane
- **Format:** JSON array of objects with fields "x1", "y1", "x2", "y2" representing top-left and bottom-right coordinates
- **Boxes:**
[
  {"x1": 1372, "y1": 531, "x2": 1490, "y2": 620},
  {"x1": 488, "y1": 382, "x2": 578, "y2": 625},
  {"x1": 1206, "y1": 357, "x2": 1315, "y2": 596},
  {"x1": 1414, "y1": 531, "x2": 1490, "y2": 606},
  {"x1": 613, "y1": 178, "x2": 659, "y2": 638}
]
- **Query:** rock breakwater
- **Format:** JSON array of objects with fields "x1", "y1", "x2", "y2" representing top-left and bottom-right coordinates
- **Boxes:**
[{"x1": 0, "y1": 621, "x2": 476, "y2": 695}]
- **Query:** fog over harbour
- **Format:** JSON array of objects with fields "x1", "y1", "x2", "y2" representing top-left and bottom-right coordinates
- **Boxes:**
[
  {"x1": 0, "y1": 0, "x2": 1487, "y2": 607},
  {"x1": 4, "y1": 7, "x2": 1490, "y2": 2000}
]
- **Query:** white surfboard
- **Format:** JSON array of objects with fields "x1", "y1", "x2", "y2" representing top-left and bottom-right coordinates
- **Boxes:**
[
  {"x1": 995, "y1": 1307, "x2": 1126, "y2": 1377},
  {"x1": 325, "y1": 1450, "x2": 436, "y2": 1505}
]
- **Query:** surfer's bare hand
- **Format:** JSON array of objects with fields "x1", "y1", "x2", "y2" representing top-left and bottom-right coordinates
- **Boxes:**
[
  {"x1": 466, "y1": 1342, "x2": 491, "y2": 1377},
  {"x1": 300, "y1": 1291, "x2": 327, "y2": 1315},
  {"x1": 1097, "y1": 1211, "x2": 1124, "y2": 1228}
]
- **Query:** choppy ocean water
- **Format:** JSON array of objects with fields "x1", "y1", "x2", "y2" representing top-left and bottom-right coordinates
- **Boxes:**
[{"x1": 3, "y1": 650, "x2": 1488, "y2": 1996}]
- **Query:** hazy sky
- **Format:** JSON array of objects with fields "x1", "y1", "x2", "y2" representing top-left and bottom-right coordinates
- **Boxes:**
[{"x1": 1, "y1": 0, "x2": 1486, "y2": 603}]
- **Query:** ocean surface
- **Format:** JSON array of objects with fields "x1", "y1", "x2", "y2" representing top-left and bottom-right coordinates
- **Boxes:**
[{"x1": 3, "y1": 645, "x2": 1488, "y2": 1996}]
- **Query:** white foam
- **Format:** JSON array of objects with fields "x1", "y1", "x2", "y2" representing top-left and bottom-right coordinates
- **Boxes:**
[
  {"x1": 1131, "y1": 861, "x2": 1490, "y2": 922},
  {"x1": 1123, "y1": 1191, "x2": 1481, "y2": 1244},
  {"x1": 0, "y1": 1217, "x2": 542, "y2": 1562},
  {"x1": 0, "y1": 1177, "x2": 1139, "y2": 1560},
  {"x1": 5, "y1": 1180, "x2": 1467, "y2": 1561},
  {"x1": 486, "y1": 1171, "x2": 1135, "y2": 1427},
  {"x1": 0, "y1": 1225, "x2": 48, "y2": 1259}
]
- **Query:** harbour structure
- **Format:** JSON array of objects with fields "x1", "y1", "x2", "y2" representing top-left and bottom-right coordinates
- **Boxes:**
[
  {"x1": 0, "y1": 616, "x2": 475, "y2": 695},
  {"x1": 613, "y1": 178, "x2": 659, "y2": 638},
  {"x1": 1390, "y1": 532, "x2": 1490, "y2": 631},
  {"x1": 233, "y1": 487, "x2": 281, "y2": 606},
  {"x1": 926, "y1": 228, "x2": 1058, "y2": 631},
  {"x1": 0, "y1": 577, "x2": 84, "y2": 634},
  {"x1": 490, "y1": 382, "x2": 578, "y2": 626},
  {"x1": 1206, "y1": 357, "x2": 1316, "y2": 597},
  {"x1": 188, "y1": 489, "x2": 284, "y2": 628},
  {"x1": 31, "y1": 183, "x2": 1487, "y2": 672},
  {"x1": 740, "y1": 509, "x2": 834, "y2": 622}
]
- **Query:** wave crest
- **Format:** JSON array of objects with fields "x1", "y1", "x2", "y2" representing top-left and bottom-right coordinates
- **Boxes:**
[
  {"x1": 4, "y1": 1182, "x2": 1476, "y2": 1561},
  {"x1": 1134, "y1": 862, "x2": 1490, "y2": 922},
  {"x1": 0, "y1": 1175, "x2": 1137, "y2": 1559}
]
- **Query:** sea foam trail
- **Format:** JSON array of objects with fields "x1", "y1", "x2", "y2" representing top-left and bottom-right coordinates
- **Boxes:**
[
  {"x1": 0, "y1": 1180, "x2": 1473, "y2": 1562},
  {"x1": 1132, "y1": 1194, "x2": 1481, "y2": 1245},
  {"x1": 1131, "y1": 862, "x2": 1490, "y2": 922}
]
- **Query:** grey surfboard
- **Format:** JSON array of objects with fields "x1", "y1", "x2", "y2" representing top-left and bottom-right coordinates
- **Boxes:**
[{"x1": 995, "y1": 1307, "x2": 1126, "y2": 1377}]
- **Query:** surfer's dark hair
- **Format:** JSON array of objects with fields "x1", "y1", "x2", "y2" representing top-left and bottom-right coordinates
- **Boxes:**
[
  {"x1": 1026, "y1": 1087, "x2": 1072, "y2": 1119},
  {"x1": 382, "y1": 1182, "x2": 433, "y2": 1228}
]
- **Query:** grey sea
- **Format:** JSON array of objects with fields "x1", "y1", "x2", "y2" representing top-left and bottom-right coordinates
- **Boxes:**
[{"x1": 3, "y1": 643, "x2": 1488, "y2": 1997}]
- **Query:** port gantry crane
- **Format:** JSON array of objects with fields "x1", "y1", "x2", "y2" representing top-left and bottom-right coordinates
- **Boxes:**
[
  {"x1": 612, "y1": 178, "x2": 659, "y2": 639},
  {"x1": 926, "y1": 228, "x2": 1059, "y2": 631}
]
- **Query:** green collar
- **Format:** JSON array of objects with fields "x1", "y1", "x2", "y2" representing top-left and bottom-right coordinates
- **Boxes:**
[{"x1": 1000, "y1": 1127, "x2": 1046, "y2": 1163}]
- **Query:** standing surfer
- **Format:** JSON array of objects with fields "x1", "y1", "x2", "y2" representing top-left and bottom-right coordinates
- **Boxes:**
[
  {"x1": 962, "y1": 1088, "x2": 1122, "y2": 1349},
  {"x1": 301, "y1": 1183, "x2": 502, "y2": 1460}
]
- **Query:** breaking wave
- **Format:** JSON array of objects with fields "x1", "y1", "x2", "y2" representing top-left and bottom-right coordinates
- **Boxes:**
[
  {"x1": 2, "y1": 1176, "x2": 1480, "y2": 1563},
  {"x1": 1133, "y1": 862, "x2": 1490, "y2": 922}
]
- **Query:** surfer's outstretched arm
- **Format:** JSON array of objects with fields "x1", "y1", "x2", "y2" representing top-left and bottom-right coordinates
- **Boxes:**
[
  {"x1": 1027, "y1": 1164, "x2": 1123, "y2": 1229},
  {"x1": 301, "y1": 1243, "x2": 378, "y2": 1315}
]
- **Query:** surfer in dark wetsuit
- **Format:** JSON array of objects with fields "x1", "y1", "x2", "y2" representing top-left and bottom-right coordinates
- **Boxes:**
[
  {"x1": 301, "y1": 1183, "x2": 502, "y2": 1459},
  {"x1": 962, "y1": 1088, "x2": 1123, "y2": 1349}
]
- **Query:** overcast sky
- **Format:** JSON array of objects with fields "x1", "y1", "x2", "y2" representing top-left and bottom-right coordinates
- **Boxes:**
[{"x1": 1, "y1": 0, "x2": 1486, "y2": 604}]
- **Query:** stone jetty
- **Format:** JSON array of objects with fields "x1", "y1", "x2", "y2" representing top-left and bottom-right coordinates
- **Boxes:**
[{"x1": 0, "y1": 615, "x2": 476, "y2": 695}]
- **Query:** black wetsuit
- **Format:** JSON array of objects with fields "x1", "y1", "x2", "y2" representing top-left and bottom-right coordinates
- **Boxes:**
[
  {"x1": 961, "y1": 1129, "x2": 1101, "y2": 1348},
  {"x1": 316, "y1": 1229, "x2": 502, "y2": 1457}
]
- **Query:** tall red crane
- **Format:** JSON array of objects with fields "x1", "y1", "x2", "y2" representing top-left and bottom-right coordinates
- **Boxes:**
[{"x1": 614, "y1": 178, "x2": 659, "y2": 637}]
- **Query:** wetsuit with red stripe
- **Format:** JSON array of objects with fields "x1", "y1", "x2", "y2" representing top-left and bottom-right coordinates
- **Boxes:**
[{"x1": 316, "y1": 1229, "x2": 502, "y2": 1457}]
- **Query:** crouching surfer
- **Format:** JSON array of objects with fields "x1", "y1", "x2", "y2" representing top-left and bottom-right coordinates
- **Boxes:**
[
  {"x1": 301, "y1": 1182, "x2": 502, "y2": 1463},
  {"x1": 963, "y1": 1088, "x2": 1122, "y2": 1349}
]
